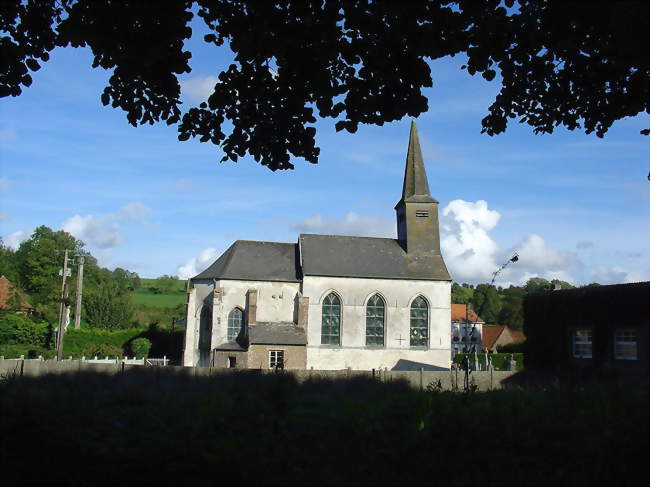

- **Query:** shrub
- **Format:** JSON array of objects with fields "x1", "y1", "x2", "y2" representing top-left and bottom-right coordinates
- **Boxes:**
[
  {"x1": 0, "y1": 314, "x2": 51, "y2": 346},
  {"x1": 497, "y1": 341, "x2": 525, "y2": 353},
  {"x1": 130, "y1": 338, "x2": 152, "y2": 358},
  {"x1": 453, "y1": 352, "x2": 524, "y2": 371},
  {"x1": 81, "y1": 343, "x2": 123, "y2": 359}
]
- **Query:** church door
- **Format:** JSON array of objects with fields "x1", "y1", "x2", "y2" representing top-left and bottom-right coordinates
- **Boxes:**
[{"x1": 198, "y1": 306, "x2": 213, "y2": 367}]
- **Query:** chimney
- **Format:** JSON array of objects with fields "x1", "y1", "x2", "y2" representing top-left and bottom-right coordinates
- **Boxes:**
[
  {"x1": 246, "y1": 289, "x2": 258, "y2": 325},
  {"x1": 553, "y1": 283, "x2": 561, "y2": 291},
  {"x1": 297, "y1": 295, "x2": 309, "y2": 330}
]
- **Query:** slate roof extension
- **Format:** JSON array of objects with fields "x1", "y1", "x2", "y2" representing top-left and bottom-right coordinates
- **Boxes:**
[
  {"x1": 249, "y1": 322, "x2": 307, "y2": 345},
  {"x1": 193, "y1": 240, "x2": 300, "y2": 282},
  {"x1": 299, "y1": 234, "x2": 451, "y2": 281}
]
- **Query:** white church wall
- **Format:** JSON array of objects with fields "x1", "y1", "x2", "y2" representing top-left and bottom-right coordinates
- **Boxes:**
[
  {"x1": 302, "y1": 275, "x2": 451, "y2": 370},
  {"x1": 183, "y1": 280, "x2": 215, "y2": 367},
  {"x1": 212, "y1": 279, "x2": 301, "y2": 344}
]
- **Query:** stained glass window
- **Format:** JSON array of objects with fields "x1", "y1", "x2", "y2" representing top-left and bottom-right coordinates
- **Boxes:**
[
  {"x1": 366, "y1": 294, "x2": 385, "y2": 346},
  {"x1": 321, "y1": 293, "x2": 341, "y2": 345},
  {"x1": 227, "y1": 308, "x2": 243, "y2": 341},
  {"x1": 410, "y1": 296, "x2": 428, "y2": 347}
]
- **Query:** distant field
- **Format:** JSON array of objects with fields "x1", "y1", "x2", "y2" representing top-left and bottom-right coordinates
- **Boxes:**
[{"x1": 130, "y1": 278, "x2": 187, "y2": 308}]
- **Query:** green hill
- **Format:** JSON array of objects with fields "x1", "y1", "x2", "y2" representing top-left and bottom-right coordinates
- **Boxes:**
[{"x1": 131, "y1": 278, "x2": 187, "y2": 308}]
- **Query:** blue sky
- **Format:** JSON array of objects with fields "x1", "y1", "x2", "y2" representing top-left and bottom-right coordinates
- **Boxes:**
[{"x1": 1, "y1": 29, "x2": 648, "y2": 286}]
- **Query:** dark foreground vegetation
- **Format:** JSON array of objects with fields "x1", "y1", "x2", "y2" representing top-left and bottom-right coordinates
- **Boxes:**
[{"x1": 1, "y1": 371, "x2": 647, "y2": 486}]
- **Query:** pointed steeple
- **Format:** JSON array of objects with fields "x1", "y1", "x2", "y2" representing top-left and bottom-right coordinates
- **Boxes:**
[
  {"x1": 395, "y1": 120, "x2": 441, "y2": 255},
  {"x1": 400, "y1": 120, "x2": 438, "y2": 204}
]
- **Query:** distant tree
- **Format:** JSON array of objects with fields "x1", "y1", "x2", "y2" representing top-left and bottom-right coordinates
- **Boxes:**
[
  {"x1": 0, "y1": 238, "x2": 19, "y2": 283},
  {"x1": 524, "y1": 277, "x2": 551, "y2": 295},
  {"x1": 3, "y1": 1, "x2": 647, "y2": 170},
  {"x1": 451, "y1": 282, "x2": 473, "y2": 304},
  {"x1": 12, "y1": 226, "x2": 85, "y2": 307},
  {"x1": 471, "y1": 284, "x2": 501, "y2": 324},
  {"x1": 498, "y1": 294, "x2": 524, "y2": 331},
  {"x1": 151, "y1": 275, "x2": 177, "y2": 294},
  {"x1": 112, "y1": 267, "x2": 141, "y2": 291},
  {"x1": 583, "y1": 282, "x2": 602, "y2": 288},
  {"x1": 83, "y1": 284, "x2": 134, "y2": 330},
  {"x1": 550, "y1": 279, "x2": 575, "y2": 291}
]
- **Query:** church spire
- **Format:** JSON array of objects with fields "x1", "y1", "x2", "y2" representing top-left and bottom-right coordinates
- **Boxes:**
[
  {"x1": 395, "y1": 120, "x2": 441, "y2": 255},
  {"x1": 401, "y1": 120, "x2": 438, "y2": 204}
]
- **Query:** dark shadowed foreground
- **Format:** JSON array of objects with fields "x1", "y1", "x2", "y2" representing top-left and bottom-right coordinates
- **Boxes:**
[{"x1": 1, "y1": 370, "x2": 647, "y2": 486}]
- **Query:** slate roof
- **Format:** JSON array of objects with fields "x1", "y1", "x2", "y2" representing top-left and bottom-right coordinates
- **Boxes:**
[
  {"x1": 451, "y1": 304, "x2": 484, "y2": 323},
  {"x1": 193, "y1": 240, "x2": 300, "y2": 282},
  {"x1": 249, "y1": 323, "x2": 307, "y2": 345},
  {"x1": 299, "y1": 234, "x2": 451, "y2": 281}
]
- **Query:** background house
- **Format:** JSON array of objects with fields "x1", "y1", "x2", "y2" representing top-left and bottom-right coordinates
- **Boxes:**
[
  {"x1": 482, "y1": 325, "x2": 525, "y2": 352},
  {"x1": 451, "y1": 303, "x2": 484, "y2": 357},
  {"x1": 524, "y1": 281, "x2": 649, "y2": 377}
]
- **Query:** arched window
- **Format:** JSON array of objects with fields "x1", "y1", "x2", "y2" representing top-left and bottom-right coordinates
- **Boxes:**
[
  {"x1": 410, "y1": 296, "x2": 429, "y2": 347},
  {"x1": 365, "y1": 294, "x2": 385, "y2": 346},
  {"x1": 321, "y1": 293, "x2": 341, "y2": 345},
  {"x1": 227, "y1": 308, "x2": 243, "y2": 341}
]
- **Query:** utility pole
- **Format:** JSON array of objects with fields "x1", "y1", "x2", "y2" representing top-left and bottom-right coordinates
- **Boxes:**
[
  {"x1": 73, "y1": 256, "x2": 84, "y2": 329},
  {"x1": 56, "y1": 249, "x2": 72, "y2": 361}
]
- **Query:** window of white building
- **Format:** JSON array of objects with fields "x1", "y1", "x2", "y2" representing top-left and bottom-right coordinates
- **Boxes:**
[
  {"x1": 572, "y1": 329, "x2": 592, "y2": 358},
  {"x1": 321, "y1": 293, "x2": 341, "y2": 345},
  {"x1": 410, "y1": 296, "x2": 429, "y2": 347},
  {"x1": 366, "y1": 294, "x2": 385, "y2": 346},
  {"x1": 614, "y1": 330, "x2": 637, "y2": 360},
  {"x1": 227, "y1": 308, "x2": 243, "y2": 341},
  {"x1": 269, "y1": 350, "x2": 284, "y2": 369}
]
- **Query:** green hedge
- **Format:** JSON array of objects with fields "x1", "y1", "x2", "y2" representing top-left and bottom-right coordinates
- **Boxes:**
[
  {"x1": 0, "y1": 314, "x2": 52, "y2": 347},
  {"x1": 453, "y1": 352, "x2": 524, "y2": 371},
  {"x1": 0, "y1": 315, "x2": 184, "y2": 361}
]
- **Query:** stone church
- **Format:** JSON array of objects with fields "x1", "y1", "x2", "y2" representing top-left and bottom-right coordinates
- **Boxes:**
[{"x1": 183, "y1": 122, "x2": 452, "y2": 370}]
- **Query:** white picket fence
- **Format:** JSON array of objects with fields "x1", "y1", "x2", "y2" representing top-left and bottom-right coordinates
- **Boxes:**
[{"x1": 0, "y1": 355, "x2": 169, "y2": 366}]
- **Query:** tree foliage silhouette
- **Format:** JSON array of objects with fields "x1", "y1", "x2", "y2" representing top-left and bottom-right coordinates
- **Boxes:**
[{"x1": 2, "y1": 0, "x2": 648, "y2": 170}]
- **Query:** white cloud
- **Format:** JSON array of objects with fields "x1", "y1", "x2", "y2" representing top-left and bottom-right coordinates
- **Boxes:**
[
  {"x1": 293, "y1": 212, "x2": 395, "y2": 238},
  {"x1": 62, "y1": 202, "x2": 153, "y2": 250},
  {"x1": 180, "y1": 75, "x2": 218, "y2": 102},
  {"x1": 0, "y1": 213, "x2": 7, "y2": 222},
  {"x1": 6, "y1": 229, "x2": 30, "y2": 249},
  {"x1": 0, "y1": 177, "x2": 10, "y2": 191},
  {"x1": 62, "y1": 214, "x2": 120, "y2": 249},
  {"x1": 511, "y1": 233, "x2": 580, "y2": 274},
  {"x1": 440, "y1": 199, "x2": 501, "y2": 282},
  {"x1": 177, "y1": 248, "x2": 219, "y2": 279},
  {"x1": 590, "y1": 266, "x2": 650, "y2": 285},
  {"x1": 440, "y1": 200, "x2": 582, "y2": 285}
]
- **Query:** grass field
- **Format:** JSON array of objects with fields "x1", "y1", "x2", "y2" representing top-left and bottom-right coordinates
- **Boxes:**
[
  {"x1": 130, "y1": 278, "x2": 187, "y2": 308},
  {"x1": 2, "y1": 372, "x2": 647, "y2": 486}
]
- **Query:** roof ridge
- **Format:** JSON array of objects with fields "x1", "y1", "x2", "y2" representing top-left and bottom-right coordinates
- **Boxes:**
[
  {"x1": 300, "y1": 233, "x2": 397, "y2": 241},
  {"x1": 235, "y1": 239, "x2": 295, "y2": 245}
]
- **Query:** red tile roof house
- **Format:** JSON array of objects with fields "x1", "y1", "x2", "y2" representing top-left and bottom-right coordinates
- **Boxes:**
[
  {"x1": 482, "y1": 325, "x2": 525, "y2": 353},
  {"x1": 451, "y1": 304, "x2": 485, "y2": 357},
  {"x1": 0, "y1": 276, "x2": 33, "y2": 314}
]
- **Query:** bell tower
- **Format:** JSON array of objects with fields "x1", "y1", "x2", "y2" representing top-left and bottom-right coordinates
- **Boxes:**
[{"x1": 395, "y1": 121, "x2": 441, "y2": 255}]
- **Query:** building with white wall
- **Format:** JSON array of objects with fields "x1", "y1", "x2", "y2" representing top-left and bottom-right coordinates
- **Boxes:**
[{"x1": 183, "y1": 122, "x2": 452, "y2": 370}]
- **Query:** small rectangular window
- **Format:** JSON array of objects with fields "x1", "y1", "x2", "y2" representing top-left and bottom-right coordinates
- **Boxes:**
[
  {"x1": 228, "y1": 356, "x2": 236, "y2": 368},
  {"x1": 415, "y1": 211, "x2": 429, "y2": 218},
  {"x1": 269, "y1": 350, "x2": 284, "y2": 369},
  {"x1": 614, "y1": 330, "x2": 637, "y2": 360},
  {"x1": 572, "y1": 329, "x2": 592, "y2": 358}
]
